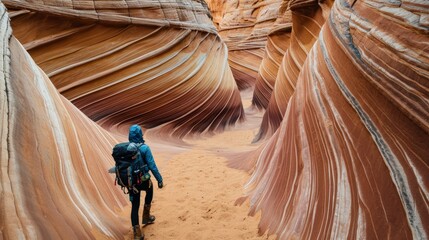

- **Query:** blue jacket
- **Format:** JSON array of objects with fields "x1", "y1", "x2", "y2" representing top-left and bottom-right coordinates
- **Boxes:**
[{"x1": 128, "y1": 124, "x2": 163, "y2": 183}]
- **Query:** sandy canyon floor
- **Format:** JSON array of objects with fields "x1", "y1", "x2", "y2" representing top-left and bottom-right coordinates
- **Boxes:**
[{"x1": 121, "y1": 89, "x2": 276, "y2": 240}]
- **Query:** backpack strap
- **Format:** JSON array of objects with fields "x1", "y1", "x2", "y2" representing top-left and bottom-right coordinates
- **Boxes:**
[
  {"x1": 127, "y1": 166, "x2": 132, "y2": 188},
  {"x1": 115, "y1": 167, "x2": 129, "y2": 194},
  {"x1": 136, "y1": 143, "x2": 152, "y2": 183},
  {"x1": 115, "y1": 167, "x2": 124, "y2": 186},
  {"x1": 126, "y1": 166, "x2": 140, "y2": 194},
  {"x1": 136, "y1": 143, "x2": 147, "y2": 165}
]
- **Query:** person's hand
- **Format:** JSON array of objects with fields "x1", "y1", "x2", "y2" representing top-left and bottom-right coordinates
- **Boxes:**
[
  {"x1": 158, "y1": 181, "x2": 164, "y2": 188},
  {"x1": 108, "y1": 166, "x2": 116, "y2": 174}
]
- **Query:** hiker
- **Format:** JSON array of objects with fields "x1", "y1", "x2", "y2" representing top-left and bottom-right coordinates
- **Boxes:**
[{"x1": 128, "y1": 124, "x2": 163, "y2": 240}]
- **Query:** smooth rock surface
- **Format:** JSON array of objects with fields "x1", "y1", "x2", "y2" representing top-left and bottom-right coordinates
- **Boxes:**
[
  {"x1": 206, "y1": 0, "x2": 287, "y2": 90},
  {"x1": 1, "y1": 0, "x2": 428, "y2": 239},
  {"x1": 236, "y1": 0, "x2": 429, "y2": 239},
  {"x1": 5, "y1": 0, "x2": 244, "y2": 137},
  {"x1": 1, "y1": 4, "x2": 129, "y2": 238},
  {"x1": 255, "y1": 0, "x2": 334, "y2": 141}
]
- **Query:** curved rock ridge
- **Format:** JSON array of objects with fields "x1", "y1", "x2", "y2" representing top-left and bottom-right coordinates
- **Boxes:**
[
  {"x1": 252, "y1": 1, "x2": 292, "y2": 110},
  {"x1": 5, "y1": 0, "x2": 216, "y2": 33},
  {"x1": 228, "y1": 48, "x2": 265, "y2": 90},
  {"x1": 216, "y1": 0, "x2": 284, "y2": 51},
  {"x1": 254, "y1": 0, "x2": 333, "y2": 141},
  {"x1": 238, "y1": 0, "x2": 429, "y2": 239},
  {"x1": 5, "y1": 0, "x2": 244, "y2": 137},
  {"x1": 205, "y1": 0, "x2": 286, "y2": 90},
  {"x1": 0, "y1": 4, "x2": 129, "y2": 239},
  {"x1": 251, "y1": 27, "x2": 290, "y2": 109}
]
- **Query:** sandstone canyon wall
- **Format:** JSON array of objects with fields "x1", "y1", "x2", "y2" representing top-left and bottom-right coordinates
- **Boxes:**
[
  {"x1": 0, "y1": 4, "x2": 131, "y2": 238},
  {"x1": 0, "y1": 0, "x2": 246, "y2": 239},
  {"x1": 251, "y1": 3, "x2": 292, "y2": 110},
  {"x1": 4, "y1": 0, "x2": 244, "y2": 137},
  {"x1": 254, "y1": 0, "x2": 334, "y2": 141},
  {"x1": 239, "y1": 0, "x2": 429, "y2": 239},
  {"x1": 206, "y1": 0, "x2": 287, "y2": 90},
  {"x1": 1, "y1": 0, "x2": 428, "y2": 239}
]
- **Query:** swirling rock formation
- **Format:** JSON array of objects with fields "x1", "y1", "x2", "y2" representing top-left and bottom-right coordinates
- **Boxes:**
[
  {"x1": 206, "y1": 0, "x2": 285, "y2": 90},
  {"x1": 0, "y1": 4, "x2": 130, "y2": 238},
  {"x1": 254, "y1": 0, "x2": 333, "y2": 141},
  {"x1": 239, "y1": 0, "x2": 429, "y2": 238},
  {"x1": 252, "y1": 2, "x2": 292, "y2": 109},
  {"x1": 2, "y1": 0, "x2": 429, "y2": 239},
  {"x1": 4, "y1": 0, "x2": 244, "y2": 137}
]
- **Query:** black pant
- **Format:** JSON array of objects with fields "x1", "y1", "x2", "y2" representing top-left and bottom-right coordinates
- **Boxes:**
[{"x1": 130, "y1": 179, "x2": 153, "y2": 226}]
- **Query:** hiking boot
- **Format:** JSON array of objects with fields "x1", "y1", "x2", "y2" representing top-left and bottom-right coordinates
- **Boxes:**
[
  {"x1": 133, "y1": 225, "x2": 144, "y2": 240},
  {"x1": 142, "y1": 204, "x2": 156, "y2": 224}
]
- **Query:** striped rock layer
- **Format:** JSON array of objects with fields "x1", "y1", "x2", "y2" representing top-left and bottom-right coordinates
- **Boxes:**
[
  {"x1": 0, "y1": 4, "x2": 130, "y2": 239},
  {"x1": 5, "y1": 0, "x2": 244, "y2": 137},
  {"x1": 239, "y1": 0, "x2": 429, "y2": 238},
  {"x1": 206, "y1": 0, "x2": 285, "y2": 90},
  {"x1": 254, "y1": 0, "x2": 333, "y2": 141},
  {"x1": 251, "y1": 1, "x2": 292, "y2": 110}
]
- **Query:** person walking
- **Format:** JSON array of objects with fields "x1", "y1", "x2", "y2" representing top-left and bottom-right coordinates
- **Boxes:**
[{"x1": 128, "y1": 124, "x2": 164, "y2": 240}]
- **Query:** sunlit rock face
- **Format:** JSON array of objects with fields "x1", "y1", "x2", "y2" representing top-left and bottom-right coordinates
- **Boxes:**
[
  {"x1": 205, "y1": 0, "x2": 223, "y2": 28},
  {"x1": 206, "y1": 0, "x2": 285, "y2": 90},
  {"x1": 239, "y1": 0, "x2": 429, "y2": 238},
  {"x1": 0, "y1": 4, "x2": 129, "y2": 238},
  {"x1": 4, "y1": 0, "x2": 244, "y2": 137},
  {"x1": 254, "y1": 0, "x2": 333, "y2": 141}
]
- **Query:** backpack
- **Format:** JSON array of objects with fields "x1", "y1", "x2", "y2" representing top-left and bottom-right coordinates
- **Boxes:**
[{"x1": 112, "y1": 142, "x2": 150, "y2": 194}]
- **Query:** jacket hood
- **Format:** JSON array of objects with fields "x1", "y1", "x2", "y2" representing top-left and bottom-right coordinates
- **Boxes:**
[{"x1": 128, "y1": 124, "x2": 145, "y2": 143}]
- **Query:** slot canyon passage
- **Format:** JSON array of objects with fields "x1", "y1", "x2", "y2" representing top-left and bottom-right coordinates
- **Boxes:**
[{"x1": 1, "y1": 0, "x2": 428, "y2": 239}]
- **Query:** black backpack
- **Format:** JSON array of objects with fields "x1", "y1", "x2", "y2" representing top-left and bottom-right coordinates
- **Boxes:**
[{"x1": 112, "y1": 142, "x2": 150, "y2": 194}]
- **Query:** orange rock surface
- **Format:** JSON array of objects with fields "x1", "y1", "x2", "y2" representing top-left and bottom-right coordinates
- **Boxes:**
[
  {"x1": 5, "y1": 0, "x2": 244, "y2": 137},
  {"x1": 206, "y1": 0, "x2": 286, "y2": 90},
  {"x1": 254, "y1": 0, "x2": 334, "y2": 141},
  {"x1": 252, "y1": 1, "x2": 292, "y2": 110},
  {"x1": 1, "y1": 5, "x2": 130, "y2": 238},
  {"x1": 1, "y1": 0, "x2": 428, "y2": 239},
  {"x1": 237, "y1": 0, "x2": 429, "y2": 238}
]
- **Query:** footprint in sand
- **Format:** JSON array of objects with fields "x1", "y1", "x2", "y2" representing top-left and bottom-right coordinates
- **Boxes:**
[
  {"x1": 218, "y1": 212, "x2": 233, "y2": 221},
  {"x1": 178, "y1": 210, "x2": 190, "y2": 221}
]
